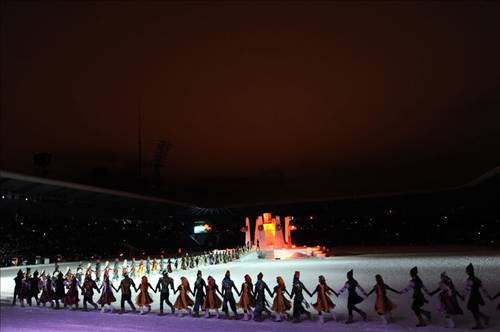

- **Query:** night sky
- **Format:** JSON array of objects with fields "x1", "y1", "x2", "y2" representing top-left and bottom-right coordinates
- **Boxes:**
[{"x1": 1, "y1": 1, "x2": 500, "y2": 205}]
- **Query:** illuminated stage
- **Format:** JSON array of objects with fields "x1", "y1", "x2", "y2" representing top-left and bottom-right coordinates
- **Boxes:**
[{"x1": 244, "y1": 213, "x2": 326, "y2": 259}]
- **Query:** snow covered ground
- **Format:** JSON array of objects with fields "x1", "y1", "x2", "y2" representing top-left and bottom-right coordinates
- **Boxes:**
[{"x1": 1, "y1": 248, "x2": 499, "y2": 331}]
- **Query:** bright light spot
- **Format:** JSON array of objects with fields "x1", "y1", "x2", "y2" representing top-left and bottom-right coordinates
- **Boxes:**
[{"x1": 194, "y1": 223, "x2": 212, "y2": 234}]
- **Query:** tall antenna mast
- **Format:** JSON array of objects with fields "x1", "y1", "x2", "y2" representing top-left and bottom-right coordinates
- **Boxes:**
[{"x1": 137, "y1": 97, "x2": 142, "y2": 179}]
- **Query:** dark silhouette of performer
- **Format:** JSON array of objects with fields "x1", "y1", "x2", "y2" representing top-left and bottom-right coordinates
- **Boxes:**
[
  {"x1": 338, "y1": 270, "x2": 368, "y2": 324},
  {"x1": 80, "y1": 273, "x2": 100, "y2": 311},
  {"x1": 95, "y1": 260, "x2": 101, "y2": 284},
  {"x1": 113, "y1": 271, "x2": 137, "y2": 313},
  {"x1": 192, "y1": 270, "x2": 206, "y2": 317},
  {"x1": 401, "y1": 266, "x2": 431, "y2": 327},
  {"x1": 253, "y1": 272, "x2": 273, "y2": 321},
  {"x1": 12, "y1": 270, "x2": 23, "y2": 305},
  {"x1": 464, "y1": 263, "x2": 490, "y2": 329},
  {"x1": 155, "y1": 271, "x2": 175, "y2": 315},
  {"x1": 221, "y1": 270, "x2": 240, "y2": 318},
  {"x1": 290, "y1": 271, "x2": 312, "y2": 323},
  {"x1": 30, "y1": 270, "x2": 41, "y2": 306},
  {"x1": 54, "y1": 272, "x2": 65, "y2": 309},
  {"x1": 167, "y1": 258, "x2": 173, "y2": 273}
]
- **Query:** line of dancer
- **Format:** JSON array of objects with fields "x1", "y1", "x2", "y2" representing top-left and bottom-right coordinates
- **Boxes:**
[
  {"x1": 70, "y1": 248, "x2": 246, "y2": 285},
  {"x1": 12, "y1": 263, "x2": 498, "y2": 329}
]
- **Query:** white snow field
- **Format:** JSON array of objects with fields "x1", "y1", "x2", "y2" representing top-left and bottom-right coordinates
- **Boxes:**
[{"x1": 1, "y1": 248, "x2": 499, "y2": 332}]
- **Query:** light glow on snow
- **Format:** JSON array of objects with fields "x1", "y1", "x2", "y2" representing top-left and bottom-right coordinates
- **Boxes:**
[{"x1": 1, "y1": 249, "x2": 499, "y2": 331}]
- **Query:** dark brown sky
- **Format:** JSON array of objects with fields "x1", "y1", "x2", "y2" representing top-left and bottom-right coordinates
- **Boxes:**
[{"x1": 1, "y1": 1, "x2": 500, "y2": 205}]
